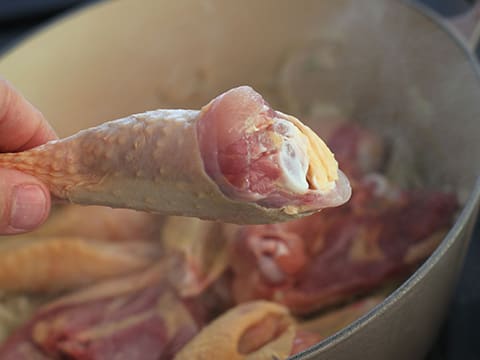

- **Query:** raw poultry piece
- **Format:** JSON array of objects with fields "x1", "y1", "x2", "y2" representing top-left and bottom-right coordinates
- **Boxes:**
[
  {"x1": 0, "y1": 266, "x2": 206, "y2": 360},
  {"x1": 161, "y1": 216, "x2": 229, "y2": 297},
  {"x1": 1, "y1": 291, "x2": 321, "y2": 359},
  {"x1": 175, "y1": 300, "x2": 304, "y2": 359},
  {"x1": 325, "y1": 123, "x2": 388, "y2": 180},
  {"x1": 29, "y1": 204, "x2": 163, "y2": 242},
  {"x1": 0, "y1": 236, "x2": 158, "y2": 293},
  {"x1": 228, "y1": 175, "x2": 457, "y2": 314},
  {"x1": 0, "y1": 86, "x2": 350, "y2": 224},
  {"x1": 25, "y1": 204, "x2": 164, "y2": 242}
]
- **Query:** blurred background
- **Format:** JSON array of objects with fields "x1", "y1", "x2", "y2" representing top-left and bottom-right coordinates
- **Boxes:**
[{"x1": 0, "y1": 0, "x2": 478, "y2": 359}]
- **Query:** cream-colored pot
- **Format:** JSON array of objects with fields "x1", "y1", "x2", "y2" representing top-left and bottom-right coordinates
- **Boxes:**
[{"x1": 1, "y1": 1, "x2": 479, "y2": 359}]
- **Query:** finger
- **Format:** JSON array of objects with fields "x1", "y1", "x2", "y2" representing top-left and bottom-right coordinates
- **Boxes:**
[
  {"x1": 0, "y1": 168, "x2": 51, "y2": 234},
  {"x1": 0, "y1": 78, "x2": 57, "y2": 152}
]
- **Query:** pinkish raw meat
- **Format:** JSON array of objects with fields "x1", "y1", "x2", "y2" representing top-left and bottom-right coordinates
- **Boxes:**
[
  {"x1": 197, "y1": 86, "x2": 350, "y2": 213},
  {"x1": 161, "y1": 217, "x2": 229, "y2": 298},
  {"x1": 326, "y1": 123, "x2": 388, "y2": 180},
  {"x1": 0, "y1": 266, "x2": 206, "y2": 360},
  {"x1": 228, "y1": 175, "x2": 457, "y2": 314},
  {"x1": 0, "y1": 87, "x2": 350, "y2": 224}
]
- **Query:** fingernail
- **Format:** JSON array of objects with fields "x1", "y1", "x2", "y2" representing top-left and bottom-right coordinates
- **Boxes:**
[{"x1": 10, "y1": 184, "x2": 47, "y2": 230}]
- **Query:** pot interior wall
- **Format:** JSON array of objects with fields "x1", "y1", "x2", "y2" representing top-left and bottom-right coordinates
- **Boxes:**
[{"x1": 1, "y1": 0, "x2": 478, "y2": 198}]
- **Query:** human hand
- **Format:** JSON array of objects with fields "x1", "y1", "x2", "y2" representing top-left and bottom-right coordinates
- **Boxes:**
[{"x1": 0, "y1": 79, "x2": 57, "y2": 234}]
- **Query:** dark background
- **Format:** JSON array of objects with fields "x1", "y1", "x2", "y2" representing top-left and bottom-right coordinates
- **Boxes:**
[{"x1": 0, "y1": 1, "x2": 478, "y2": 359}]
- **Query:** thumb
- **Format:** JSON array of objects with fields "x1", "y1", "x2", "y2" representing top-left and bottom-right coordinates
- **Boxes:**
[{"x1": 0, "y1": 168, "x2": 51, "y2": 234}]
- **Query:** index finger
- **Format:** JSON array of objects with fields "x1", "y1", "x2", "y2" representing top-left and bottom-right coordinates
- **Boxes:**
[{"x1": 0, "y1": 78, "x2": 57, "y2": 152}]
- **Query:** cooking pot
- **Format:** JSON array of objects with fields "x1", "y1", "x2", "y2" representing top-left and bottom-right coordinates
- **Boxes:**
[{"x1": 0, "y1": 0, "x2": 479, "y2": 359}]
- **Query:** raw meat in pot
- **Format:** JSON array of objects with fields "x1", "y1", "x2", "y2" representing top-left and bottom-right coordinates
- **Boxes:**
[
  {"x1": 228, "y1": 176, "x2": 457, "y2": 314},
  {"x1": 0, "y1": 266, "x2": 206, "y2": 360}
]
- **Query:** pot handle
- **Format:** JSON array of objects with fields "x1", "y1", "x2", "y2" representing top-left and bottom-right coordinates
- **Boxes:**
[{"x1": 445, "y1": 2, "x2": 480, "y2": 53}]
